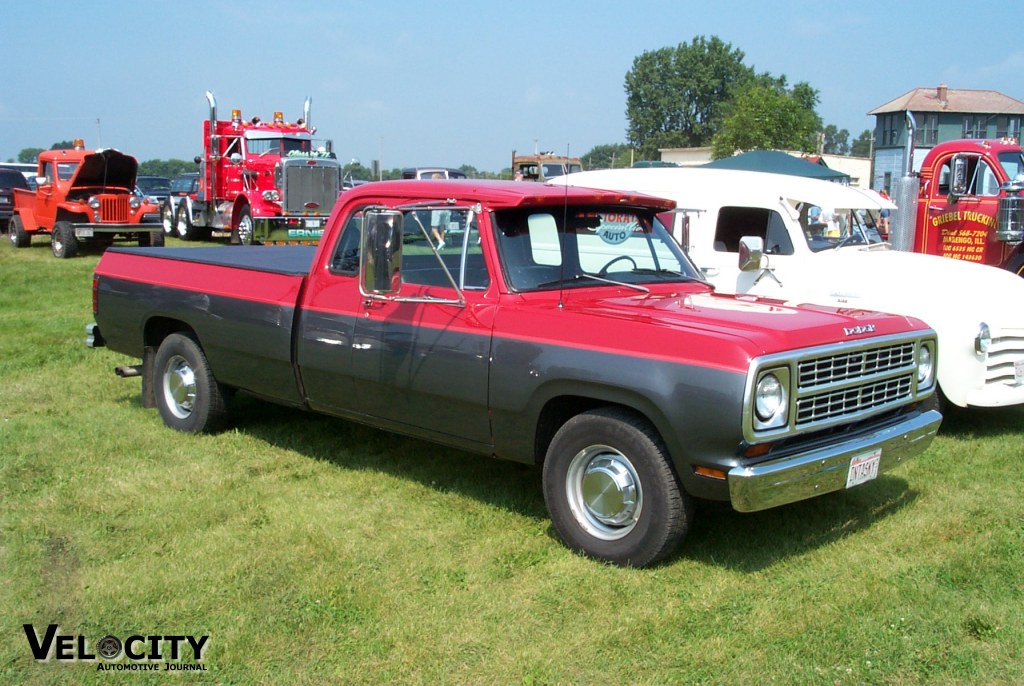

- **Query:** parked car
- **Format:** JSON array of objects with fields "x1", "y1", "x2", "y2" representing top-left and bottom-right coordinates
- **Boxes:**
[
  {"x1": 136, "y1": 175, "x2": 171, "y2": 203},
  {"x1": 0, "y1": 167, "x2": 30, "y2": 233}
]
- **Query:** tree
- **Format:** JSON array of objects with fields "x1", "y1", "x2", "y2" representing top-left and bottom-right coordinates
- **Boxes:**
[
  {"x1": 582, "y1": 143, "x2": 633, "y2": 170},
  {"x1": 18, "y1": 148, "x2": 44, "y2": 163},
  {"x1": 710, "y1": 79, "x2": 822, "y2": 159},
  {"x1": 851, "y1": 129, "x2": 873, "y2": 157},
  {"x1": 821, "y1": 125, "x2": 851, "y2": 155},
  {"x1": 625, "y1": 36, "x2": 754, "y2": 159}
]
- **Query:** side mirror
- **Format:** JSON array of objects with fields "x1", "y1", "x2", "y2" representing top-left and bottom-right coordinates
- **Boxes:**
[
  {"x1": 950, "y1": 154, "x2": 969, "y2": 198},
  {"x1": 35, "y1": 176, "x2": 49, "y2": 187},
  {"x1": 359, "y1": 210, "x2": 403, "y2": 296},
  {"x1": 229, "y1": 152, "x2": 242, "y2": 165},
  {"x1": 738, "y1": 236, "x2": 764, "y2": 272}
]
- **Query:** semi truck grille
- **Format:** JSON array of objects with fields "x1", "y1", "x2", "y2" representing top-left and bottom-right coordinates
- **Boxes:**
[
  {"x1": 282, "y1": 163, "x2": 340, "y2": 216},
  {"x1": 792, "y1": 340, "x2": 917, "y2": 428},
  {"x1": 100, "y1": 196, "x2": 129, "y2": 223}
]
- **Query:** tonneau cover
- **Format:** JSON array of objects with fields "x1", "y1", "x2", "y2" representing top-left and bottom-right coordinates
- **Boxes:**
[{"x1": 110, "y1": 246, "x2": 317, "y2": 277}]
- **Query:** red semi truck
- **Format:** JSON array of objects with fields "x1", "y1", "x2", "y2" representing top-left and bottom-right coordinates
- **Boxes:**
[
  {"x1": 88, "y1": 179, "x2": 941, "y2": 566},
  {"x1": 891, "y1": 137, "x2": 1024, "y2": 275},
  {"x1": 164, "y1": 91, "x2": 341, "y2": 245}
]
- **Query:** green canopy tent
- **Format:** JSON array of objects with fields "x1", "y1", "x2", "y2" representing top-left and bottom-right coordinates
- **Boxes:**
[{"x1": 702, "y1": 150, "x2": 850, "y2": 183}]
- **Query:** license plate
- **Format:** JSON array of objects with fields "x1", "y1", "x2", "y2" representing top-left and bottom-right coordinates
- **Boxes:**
[
  {"x1": 76, "y1": 227, "x2": 94, "y2": 238},
  {"x1": 304, "y1": 219, "x2": 322, "y2": 229},
  {"x1": 1015, "y1": 359, "x2": 1024, "y2": 386},
  {"x1": 846, "y1": 449, "x2": 881, "y2": 489}
]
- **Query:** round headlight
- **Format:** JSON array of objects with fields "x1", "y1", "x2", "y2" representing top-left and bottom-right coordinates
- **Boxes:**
[
  {"x1": 917, "y1": 343, "x2": 934, "y2": 387},
  {"x1": 129, "y1": 195, "x2": 142, "y2": 210},
  {"x1": 88, "y1": 197, "x2": 101, "y2": 209},
  {"x1": 755, "y1": 373, "x2": 785, "y2": 421},
  {"x1": 975, "y1": 322, "x2": 991, "y2": 354},
  {"x1": 263, "y1": 189, "x2": 281, "y2": 202}
]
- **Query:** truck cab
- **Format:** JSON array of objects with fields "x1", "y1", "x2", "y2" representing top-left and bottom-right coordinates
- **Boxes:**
[
  {"x1": 914, "y1": 138, "x2": 1024, "y2": 273},
  {"x1": 512, "y1": 152, "x2": 583, "y2": 182}
]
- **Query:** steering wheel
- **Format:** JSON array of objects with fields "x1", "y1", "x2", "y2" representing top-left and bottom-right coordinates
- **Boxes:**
[{"x1": 598, "y1": 255, "x2": 638, "y2": 275}]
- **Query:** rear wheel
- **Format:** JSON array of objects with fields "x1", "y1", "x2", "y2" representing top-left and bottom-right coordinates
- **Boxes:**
[
  {"x1": 175, "y1": 203, "x2": 197, "y2": 240},
  {"x1": 231, "y1": 204, "x2": 254, "y2": 245},
  {"x1": 51, "y1": 221, "x2": 78, "y2": 258},
  {"x1": 542, "y1": 407, "x2": 692, "y2": 567},
  {"x1": 161, "y1": 202, "x2": 175, "y2": 236},
  {"x1": 138, "y1": 230, "x2": 164, "y2": 247},
  {"x1": 9, "y1": 216, "x2": 31, "y2": 248},
  {"x1": 153, "y1": 333, "x2": 229, "y2": 433}
]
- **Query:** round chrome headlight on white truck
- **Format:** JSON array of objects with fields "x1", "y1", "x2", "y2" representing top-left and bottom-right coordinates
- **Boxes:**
[{"x1": 975, "y1": 322, "x2": 992, "y2": 355}]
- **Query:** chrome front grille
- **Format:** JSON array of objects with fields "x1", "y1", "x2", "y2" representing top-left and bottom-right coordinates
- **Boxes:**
[
  {"x1": 985, "y1": 330, "x2": 1024, "y2": 386},
  {"x1": 282, "y1": 162, "x2": 340, "y2": 215},
  {"x1": 794, "y1": 340, "x2": 918, "y2": 428}
]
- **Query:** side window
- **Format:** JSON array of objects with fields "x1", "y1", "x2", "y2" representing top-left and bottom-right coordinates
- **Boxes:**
[
  {"x1": 401, "y1": 209, "x2": 490, "y2": 290},
  {"x1": 976, "y1": 162, "x2": 1000, "y2": 197},
  {"x1": 714, "y1": 206, "x2": 776, "y2": 252},
  {"x1": 764, "y1": 211, "x2": 794, "y2": 255},
  {"x1": 329, "y1": 209, "x2": 366, "y2": 274}
]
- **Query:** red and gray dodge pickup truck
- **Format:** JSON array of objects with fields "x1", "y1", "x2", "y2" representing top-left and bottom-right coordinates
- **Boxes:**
[{"x1": 88, "y1": 180, "x2": 942, "y2": 566}]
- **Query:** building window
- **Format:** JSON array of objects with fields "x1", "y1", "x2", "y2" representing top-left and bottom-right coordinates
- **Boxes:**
[
  {"x1": 962, "y1": 115, "x2": 986, "y2": 139},
  {"x1": 995, "y1": 116, "x2": 1020, "y2": 139},
  {"x1": 881, "y1": 114, "x2": 900, "y2": 146},
  {"x1": 914, "y1": 114, "x2": 938, "y2": 146}
]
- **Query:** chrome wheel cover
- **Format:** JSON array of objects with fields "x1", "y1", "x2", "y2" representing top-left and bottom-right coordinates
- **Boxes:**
[
  {"x1": 565, "y1": 445, "x2": 642, "y2": 540},
  {"x1": 162, "y1": 354, "x2": 197, "y2": 419}
]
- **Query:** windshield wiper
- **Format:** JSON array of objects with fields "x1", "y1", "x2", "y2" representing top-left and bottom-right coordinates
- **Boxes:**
[{"x1": 534, "y1": 273, "x2": 649, "y2": 293}]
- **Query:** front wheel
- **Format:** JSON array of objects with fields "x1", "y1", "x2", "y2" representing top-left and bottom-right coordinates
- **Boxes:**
[
  {"x1": 153, "y1": 333, "x2": 230, "y2": 433},
  {"x1": 542, "y1": 407, "x2": 692, "y2": 567},
  {"x1": 51, "y1": 221, "x2": 78, "y2": 258},
  {"x1": 9, "y1": 215, "x2": 31, "y2": 248},
  {"x1": 231, "y1": 204, "x2": 254, "y2": 245}
]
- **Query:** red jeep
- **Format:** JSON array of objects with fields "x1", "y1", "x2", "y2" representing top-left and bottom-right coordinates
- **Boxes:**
[{"x1": 9, "y1": 143, "x2": 163, "y2": 258}]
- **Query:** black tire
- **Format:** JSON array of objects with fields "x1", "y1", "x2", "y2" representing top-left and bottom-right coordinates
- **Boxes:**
[
  {"x1": 231, "y1": 203, "x2": 254, "y2": 245},
  {"x1": 175, "y1": 203, "x2": 197, "y2": 240},
  {"x1": 9, "y1": 215, "x2": 31, "y2": 248},
  {"x1": 161, "y1": 202, "x2": 176, "y2": 236},
  {"x1": 137, "y1": 230, "x2": 164, "y2": 247},
  {"x1": 51, "y1": 221, "x2": 78, "y2": 258},
  {"x1": 542, "y1": 407, "x2": 692, "y2": 567},
  {"x1": 153, "y1": 333, "x2": 230, "y2": 434}
]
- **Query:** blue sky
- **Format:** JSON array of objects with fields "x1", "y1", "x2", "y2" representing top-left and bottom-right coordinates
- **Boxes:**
[{"x1": 3, "y1": 1, "x2": 1021, "y2": 172}]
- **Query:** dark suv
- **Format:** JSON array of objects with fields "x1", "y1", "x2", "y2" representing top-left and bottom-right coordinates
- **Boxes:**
[{"x1": 0, "y1": 168, "x2": 30, "y2": 233}]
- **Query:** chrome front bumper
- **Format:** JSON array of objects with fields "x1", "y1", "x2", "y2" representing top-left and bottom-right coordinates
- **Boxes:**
[{"x1": 728, "y1": 409, "x2": 942, "y2": 512}]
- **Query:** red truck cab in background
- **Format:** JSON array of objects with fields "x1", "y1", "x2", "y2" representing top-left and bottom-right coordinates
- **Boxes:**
[
  {"x1": 904, "y1": 138, "x2": 1024, "y2": 275},
  {"x1": 167, "y1": 91, "x2": 341, "y2": 245}
]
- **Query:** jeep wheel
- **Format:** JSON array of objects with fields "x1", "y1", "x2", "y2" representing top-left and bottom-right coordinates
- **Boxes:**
[
  {"x1": 153, "y1": 333, "x2": 230, "y2": 434},
  {"x1": 51, "y1": 221, "x2": 78, "y2": 258},
  {"x1": 161, "y1": 203, "x2": 175, "y2": 236},
  {"x1": 9, "y1": 216, "x2": 31, "y2": 248},
  {"x1": 138, "y1": 230, "x2": 164, "y2": 247},
  {"x1": 542, "y1": 407, "x2": 692, "y2": 567},
  {"x1": 231, "y1": 204, "x2": 254, "y2": 245}
]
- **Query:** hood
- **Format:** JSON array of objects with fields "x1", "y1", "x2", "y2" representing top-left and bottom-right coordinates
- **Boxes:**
[
  {"x1": 72, "y1": 149, "x2": 138, "y2": 189},
  {"x1": 809, "y1": 247, "x2": 1024, "y2": 326},
  {"x1": 554, "y1": 285, "x2": 924, "y2": 373}
]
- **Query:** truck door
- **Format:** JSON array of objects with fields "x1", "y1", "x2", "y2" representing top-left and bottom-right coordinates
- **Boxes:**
[
  {"x1": 703, "y1": 205, "x2": 793, "y2": 297},
  {"x1": 923, "y1": 154, "x2": 1008, "y2": 265},
  {"x1": 35, "y1": 161, "x2": 61, "y2": 229},
  {"x1": 298, "y1": 207, "x2": 495, "y2": 451}
]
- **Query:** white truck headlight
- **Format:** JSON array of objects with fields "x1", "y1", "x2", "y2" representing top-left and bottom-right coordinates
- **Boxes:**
[
  {"x1": 975, "y1": 322, "x2": 991, "y2": 355},
  {"x1": 754, "y1": 371, "x2": 788, "y2": 430},
  {"x1": 917, "y1": 342, "x2": 935, "y2": 390},
  {"x1": 263, "y1": 190, "x2": 281, "y2": 202}
]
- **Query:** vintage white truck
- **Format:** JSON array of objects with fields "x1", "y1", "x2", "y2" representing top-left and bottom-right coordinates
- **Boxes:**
[{"x1": 552, "y1": 166, "x2": 1024, "y2": 409}]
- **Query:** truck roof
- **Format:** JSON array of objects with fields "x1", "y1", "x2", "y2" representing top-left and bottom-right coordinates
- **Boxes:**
[
  {"x1": 551, "y1": 167, "x2": 893, "y2": 211},
  {"x1": 341, "y1": 179, "x2": 676, "y2": 211}
]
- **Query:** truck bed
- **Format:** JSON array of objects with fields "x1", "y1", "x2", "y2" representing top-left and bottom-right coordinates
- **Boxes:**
[{"x1": 110, "y1": 245, "x2": 318, "y2": 276}]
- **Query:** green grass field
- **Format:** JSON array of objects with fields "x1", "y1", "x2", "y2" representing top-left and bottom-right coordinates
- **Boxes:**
[{"x1": 2, "y1": 237, "x2": 1022, "y2": 685}]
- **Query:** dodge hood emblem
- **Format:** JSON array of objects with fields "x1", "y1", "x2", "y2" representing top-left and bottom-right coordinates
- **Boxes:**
[{"x1": 844, "y1": 324, "x2": 876, "y2": 336}]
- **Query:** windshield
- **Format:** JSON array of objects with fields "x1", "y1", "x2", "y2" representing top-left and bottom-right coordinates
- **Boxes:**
[
  {"x1": 797, "y1": 202, "x2": 884, "y2": 252},
  {"x1": 493, "y1": 206, "x2": 702, "y2": 291},
  {"x1": 998, "y1": 150, "x2": 1024, "y2": 182},
  {"x1": 246, "y1": 136, "x2": 313, "y2": 156}
]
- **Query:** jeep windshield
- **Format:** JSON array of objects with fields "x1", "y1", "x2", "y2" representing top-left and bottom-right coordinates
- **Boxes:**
[{"x1": 494, "y1": 206, "x2": 703, "y2": 291}]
